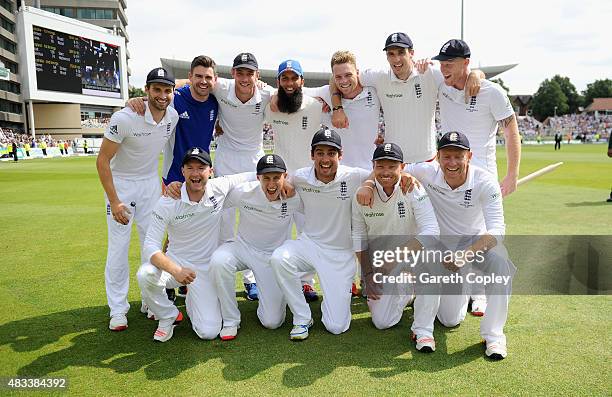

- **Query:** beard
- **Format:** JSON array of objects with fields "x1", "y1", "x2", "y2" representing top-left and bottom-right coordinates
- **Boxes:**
[{"x1": 277, "y1": 86, "x2": 303, "y2": 114}]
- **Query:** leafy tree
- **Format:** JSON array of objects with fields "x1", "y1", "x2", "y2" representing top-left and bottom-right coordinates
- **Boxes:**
[
  {"x1": 582, "y1": 79, "x2": 612, "y2": 106},
  {"x1": 128, "y1": 85, "x2": 145, "y2": 98},
  {"x1": 551, "y1": 75, "x2": 583, "y2": 113},
  {"x1": 490, "y1": 78, "x2": 509, "y2": 94},
  {"x1": 530, "y1": 79, "x2": 569, "y2": 120}
]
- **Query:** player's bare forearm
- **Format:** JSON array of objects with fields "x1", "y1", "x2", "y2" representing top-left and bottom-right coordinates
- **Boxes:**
[
  {"x1": 96, "y1": 141, "x2": 120, "y2": 205},
  {"x1": 500, "y1": 114, "x2": 521, "y2": 196},
  {"x1": 150, "y1": 252, "x2": 195, "y2": 284},
  {"x1": 466, "y1": 233, "x2": 498, "y2": 255}
]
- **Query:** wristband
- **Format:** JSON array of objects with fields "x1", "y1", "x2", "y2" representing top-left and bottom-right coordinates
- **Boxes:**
[{"x1": 332, "y1": 105, "x2": 344, "y2": 111}]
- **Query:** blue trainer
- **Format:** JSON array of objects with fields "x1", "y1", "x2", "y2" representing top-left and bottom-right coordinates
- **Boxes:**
[{"x1": 244, "y1": 283, "x2": 259, "y2": 301}]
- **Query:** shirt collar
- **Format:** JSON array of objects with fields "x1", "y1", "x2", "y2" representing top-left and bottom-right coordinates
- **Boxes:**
[
  {"x1": 305, "y1": 165, "x2": 345, "y2": 186},
  {"x1": 228, "y1": 81, "x2": 262, "y2": 105},
  {"x1": 180, "y1": 183, "x2": 208, "y2": 205},
  {"x1": 144, "y1": 102, "x2": 171, "y2": 126},
  {"x1": 374, "y1": 178, "x2": 400, "y2": 200},
  {"x1": 388, "y1": 66, "x2": 420, "y2": 83},
  {"x1": 432, "y1": 162, "x2": 475, "y2": 192}
]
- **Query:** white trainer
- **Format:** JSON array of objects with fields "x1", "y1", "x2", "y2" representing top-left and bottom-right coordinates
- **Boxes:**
[
  {"x1": 290, "y1": 319, "x2": 314, "y2": 341},
  {"x1": 412, "y1": 333, "x2": 436, "y2": 353},
  {"x1": 109, "y1": 314, "x2": 128, "y2": 331},
  {"x1": 485, "y1": 341, "x2": 508, "y2": 360},
  {"x1": 471, "y1": 298, "x2": 487, "y2": 317},
  {"x1": 153, "y1": 312, "x2": 183, "y2": 342},
  {"x1": 220, "y1": 326, "x2": 239, "y2": 341}
]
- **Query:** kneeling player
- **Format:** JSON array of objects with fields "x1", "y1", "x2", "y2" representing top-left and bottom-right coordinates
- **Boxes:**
[
  {"x1": 352, "y1": 143, "x2": 440, "y2": 352},
  {"x1": 406, "y1": 132, "x2": 514, "y2": 359},
  {"x1": 209, "y1": 154, "x2": 300, "y2": 340},
  {"x1": 137, "y1": 147, "x2": 255, "y2": 342}
]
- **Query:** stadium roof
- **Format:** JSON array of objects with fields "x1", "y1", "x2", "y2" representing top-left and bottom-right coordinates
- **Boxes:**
[
  {"x1": 584, "y1": 98, "x2": 612, "y2": 112},
  {"x1": 160, "y1": 58, "x2": 517, "y2": 88}
]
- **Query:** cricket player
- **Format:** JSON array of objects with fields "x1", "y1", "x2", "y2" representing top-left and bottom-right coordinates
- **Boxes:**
[
  {"x1": 352, "y1": 143, "x2": 440, "y2": 352},
  {"x1": 430, "y1": 39, "x2": 521, "y2": 197},
  {"x1": 209, "y1": 154, "x2": 301, "y2": 340},
  {"x1": 330, "y1": 32, "x2": 483, "y2": 163},
  {"x1": 270, "y1": 128, "x2": 415, "y2": 340},
  {"x1": 302, "y1": 51, "x2": 381, "y2": 170},
  {"x1": 264, "y1": 59, "x2": 325, "y2": 301},
  {"x1": 137, "y1": 147, "x2": 257, "y2": 342},
  {"x1": 424, "y1": 39, "x2": 522, "y2": 315},
  {"x1": 405, "y1": 132, "x2": 514, "y2": 359},
  {"x1": 96, "y1": 67, "x2": 179, "y2": 331}
]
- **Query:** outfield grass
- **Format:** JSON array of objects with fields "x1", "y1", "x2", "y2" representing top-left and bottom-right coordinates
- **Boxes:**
[{"x1": 0, "y1": 144, "x2": 610, "y2": 396}]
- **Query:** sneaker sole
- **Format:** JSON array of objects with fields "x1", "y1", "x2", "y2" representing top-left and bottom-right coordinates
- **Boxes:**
[
  {"x1": 220, "y1": 335, "x2": 237, "y2": 341},
  {"x1": 109, "y1": 325, "x2": 128, "y2": 332},
  {"x1": 471, "y1": 311, "x2": 484, "y2": 317},
  {"x1": 487, "y1": 353, "x2": 505, "y2": 360},
  {"x1": 416, "y1": 345, "x2": 435, "y2": 353}
]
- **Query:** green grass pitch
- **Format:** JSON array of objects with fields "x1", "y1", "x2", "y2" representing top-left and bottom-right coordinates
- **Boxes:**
[{"x1": 0, "y1": 144, "x2": 610, "y2": 396}]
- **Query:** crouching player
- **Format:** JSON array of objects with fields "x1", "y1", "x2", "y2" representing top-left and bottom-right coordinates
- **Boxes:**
[
  {"x1": 352, "y1": 143, "x2": 440, "y2": 352},
  {"x1": 137, "y1": 147, "x2": 256, "y2": 342},
  {"x1": 209, "y1": 154, "x2": 301, "y2": 340}
]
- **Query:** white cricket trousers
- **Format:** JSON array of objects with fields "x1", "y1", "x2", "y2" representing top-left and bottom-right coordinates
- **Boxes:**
[
  {"x1": 271, "y1": 237, "x2": 355, "y2": 334},
  {"x1": 137, "y1": 263, "x2": 222, "y2": 339},
  {"x1": 213, "y1": 146, "x2": 264, "y2": 284},
  {"x1": 104, "y1": 175, "x2": 159, "y2": 317},
  {"x1": 367, "y1": 264, "x2": 439, "y2": 338},
  {"x1": 435, "y1": 245, "x2": 514, "y2": 344},
  {"x1": 210, "y1": 240, "x2": 286, "y2": 329}
]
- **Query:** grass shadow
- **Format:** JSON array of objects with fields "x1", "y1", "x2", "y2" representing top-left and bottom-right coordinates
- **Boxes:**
[{"x1": 1, "y1": 298, "x2": 483, "y2": 388}]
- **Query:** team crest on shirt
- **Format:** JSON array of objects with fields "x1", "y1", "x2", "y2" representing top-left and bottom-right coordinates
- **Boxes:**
[
  {"x1": 414, "y1": 83, "x2": 422, "y2": 99},
  {"x1": 301, "y1": 116, "x2": 308, "y2": 130},
  {"x1": 106, "y1": 204, "x2": 111, "y2": 216},
  {"x1": 397, "y1": 201, "x2": 406, "y2": 218},
  {"x1": 278, "y1": 202, "x2": 289, "y2": 219},
  {"x1": 337, "y1": 181, "x2": 349, "y2": 200},
  {"x1": 253, "y1": 102, "x2": 262, "y2": 115},
  {"x1": 466, "y1": 96, "x2": 478, "y2": 112},
  {"x1": 210, "y1": 110, "x2": 216, "y2": 121},
  {"x1": 366, "y1": 90, "x2": 374, "y2": 107},
  {"x1": 209, "y1": 195, "x2": 220, "y2": 212},
  {"x1": 108, "y1": 125, "x2": 118, "y2": 135},
  {"x1": 461, "y1": 189, "x2": 473, "y2": 208}
]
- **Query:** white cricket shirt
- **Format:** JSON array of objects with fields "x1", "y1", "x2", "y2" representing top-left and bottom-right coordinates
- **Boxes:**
[
  {"x1": 293, "y1": 165, "x2": 370, "y2": 251},
  {"x1": 352, "y1": 182, "x2": 439, "y2": 252},
  {"x1": 105, "y1": 105, "x2": 178, "y2": 179},
  {"x1": 214, "y1": 77, "x2": 273, "y2": 153},
  {"x1": 405, "y1": 162, "x2": 505, "y2": 244},
  {"x1": 437, "y1": 77, "x2": 514, "y2": 177},
  {"x1": 360, "y1": 67, "x2": 441, "y2": 163},
  {"x1": 304, "y1": 85, "x2": 381, "y2": 169},
  {"x1": 264, "y1": 95, "x2": 323, "y2": 172},
  {"x1": 225, "y1": 180, "x2": 303, "y2": 253},
  {"x1": 142, "y1": 172, "x2": 256, "y2": 270}
]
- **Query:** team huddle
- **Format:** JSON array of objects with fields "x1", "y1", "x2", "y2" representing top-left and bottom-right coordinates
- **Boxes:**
[{"x1": 95, "y1": 33, "x2": 520, "y2": 361}]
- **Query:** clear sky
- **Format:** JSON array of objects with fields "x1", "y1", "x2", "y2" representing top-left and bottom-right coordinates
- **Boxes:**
[{"x1": 125, "y1": 0, "x2": 611, "y2": 95}]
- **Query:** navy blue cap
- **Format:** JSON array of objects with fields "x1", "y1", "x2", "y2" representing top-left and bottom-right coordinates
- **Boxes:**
[
  {"x1": 373, "y1": 143, "x2": 403, "y2": 162},
  {"x1": 146, "y1": 67, "x2": 175, "y2": 86},
  {"x1": 438, "y1": 132, "x2": 471, "y2": 151},
  {"x1": 181, "y1": 147, "x2": 212, "y2": 166},
  {"x1": 257, "y1": 154, "x2": 287, "y2": 174},
  {"x1": 311, "y1": 127, "x2": 342, "y2": 150},
  {"x1": 233, "y1": 52, "x2": 258, "y2": 70},
  {"x1": 432, "y1": 39, "x2": 471, "y2": 61},
  {"x1": 383, "y1": 32, "x2": 413, "y2": 51}
]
